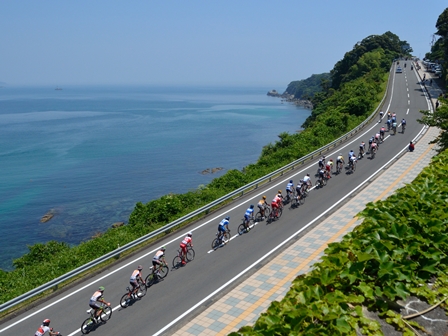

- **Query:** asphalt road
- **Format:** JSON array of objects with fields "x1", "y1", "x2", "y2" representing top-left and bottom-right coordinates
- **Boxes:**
[{"x1": 0, "y1": 63, "x2": 431, "y2": 336}]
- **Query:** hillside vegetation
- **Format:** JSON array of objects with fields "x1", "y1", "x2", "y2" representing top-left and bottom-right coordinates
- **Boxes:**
[{"x1": 0, "y1": 31, "x2": 407, "y2": 306}]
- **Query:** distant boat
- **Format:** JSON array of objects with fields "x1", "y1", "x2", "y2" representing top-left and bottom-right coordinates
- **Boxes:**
[{"x1": 55, "y1": 86, "x2": 62, "y2": 90}]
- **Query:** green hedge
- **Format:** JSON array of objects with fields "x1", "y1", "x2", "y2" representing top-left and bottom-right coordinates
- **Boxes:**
[{"x1": 231, "y1": 149, "x2": 448, "y2": 336}]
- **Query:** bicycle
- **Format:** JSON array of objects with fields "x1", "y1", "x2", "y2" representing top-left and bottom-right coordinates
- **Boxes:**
[
  {"x1": 358, "y1": 148, "x2": 364, "y2": 159},
  {"x1": 371, "y1": 147, "x2": 376, "y2": 159},
  {"x1": 290, "y1": 193, "x2": 305, "y2": 208},
  {"x1": 348, "y1": 160, "x2": 356, "y2": 173},
  {"x1": 81, "y1": 302, "x2": 112, "y2": 334},
  {"x1": 145, "y1": 261, "x2": 169, "y2": 287},
  {"x1": 336, "y1": 161, "x2": 343, "y2": 174},
  {"x1": 172, "y1": 247, "x2": 195, "y2": 269},
  {"x1": 393, "y1": 126, "x2": 397, "y2": 135},
  {"x1": 254, "y1": 205, "x2": 270, "y2": 222},
  {"x1": 402, "y1": 124, "x2": 406, "y2": 134},
  {"x1": 211, "y1": 229, "x2": 231, "y2": 248},
  {"x1": 315, "y1": 175, "x2": 327, "y2": 188},
  {"x1": 267, "y1": 206, "x2": 283, "y2": 223},
  {"x1": 284, "y1": 189, "x2": 296, "y2": 204},
  {"x1": 238, "y1": 216, "x2": 255, "y2": 235},
  {"x1": 120, "y1": 278, "x2": 147, "y2": 308}
]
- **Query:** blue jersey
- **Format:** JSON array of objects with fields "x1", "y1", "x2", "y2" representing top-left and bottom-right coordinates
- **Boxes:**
[
  {"x1": 244, "y1": 208, "x2": 254, "y2": 218},
  {"x1": 219, "y1": 219, "x2": 229, "y2": 227},
  {"x1": 286, "y1": 182, "x2": 294, "y2": 191}
]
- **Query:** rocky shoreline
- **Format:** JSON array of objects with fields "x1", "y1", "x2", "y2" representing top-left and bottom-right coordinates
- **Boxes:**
[{"x1": 267, "y1": 90, "x2": 313, "y2": 109}]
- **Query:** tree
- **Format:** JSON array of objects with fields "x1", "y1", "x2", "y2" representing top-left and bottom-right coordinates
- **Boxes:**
[{"x1": 418, "y1": 97, "x2": 448, "y2": 152}]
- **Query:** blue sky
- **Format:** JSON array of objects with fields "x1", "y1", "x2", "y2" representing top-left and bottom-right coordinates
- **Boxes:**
[{"x1": 1, "y1": 1, "x2": 446, "y2": 88}]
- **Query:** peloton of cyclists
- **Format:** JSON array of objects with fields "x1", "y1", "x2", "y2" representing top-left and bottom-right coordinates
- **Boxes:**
[
  {"x1": 34, "y1": 319, "x2": 60, "y2": 336},
  {"x1": 257, "y1": 196, "x2": 269, "y2": 220}
]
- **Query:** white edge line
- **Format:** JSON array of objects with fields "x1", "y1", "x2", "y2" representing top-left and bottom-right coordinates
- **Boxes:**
[
  {"x1": 152, "y1": 124, "x2": 428, "y2": 336},
  {"x1": 0, "y1": 72, "x2": 399, "y2": 334}
]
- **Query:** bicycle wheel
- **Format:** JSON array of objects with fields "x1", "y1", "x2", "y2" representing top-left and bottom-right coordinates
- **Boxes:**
[
  {"x1": 211, "y1": 237, "x2": 221, "y2": 249},
  {"x1": 264, "y1": 206, "x2": 271, "y2": 217},
  {"x1": 100, "y1": 305, "x2": 112, "y2": 322},
  {"x1": 255, "y1": 211, "x2": 263, "y2": 222},
  {"x1": 120, "y1": 293, "x2": 131, "y2": 308},
  {"x1": 159, "y1": 264, "x2": 169, "y2": 278},
  {"x1": 223, "y1": 231, "x2": 231, "y2": 242},
  {"x1": 145, "y1": 273, "x2": 157, "y2": 287},
  {"x1": 172, "y1": 255, "x2": 182, "y2": 269},
  {"x1": 322, "y1": 178, "x2": 327, "y2": 186},
  {"x1": 81, "y1": 318, "x2": 94, "y2": 334},
  {"x1": 299, "y1": 195, "x2": 305, "y2": 205},
  {"x1": 186, "y1": 248, "x2": 195, "y2": 261},
  {"x1": 137, "y1": 283, "x2": 147, "y2": 297},
  {"x1": 353, "y1": 162, "x2": 357, "y2": 172},
  {"x1": 277, "y1": 208, "x2": 283, "y2": 219},
  {"x1": 238, "y1": 223, "x2": 246, "y2": 235}
]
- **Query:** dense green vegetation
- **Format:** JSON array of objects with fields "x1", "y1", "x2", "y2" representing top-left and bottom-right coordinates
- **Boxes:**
[
  {"x1": 231, "y1": 148, "x2": 448, "y2": 336},
  {"x1": 419, "y1": 96, "x2": 448, "y2": 152},
  {"x1": 426, "y1": 7, "x2": 448, "y2": 86},
  {"x1": 284, "y1": 73, "x2": 331, "y2": 100},
  {"x1": 0, "y1": 31, "x2": 406, "y2": 306}
]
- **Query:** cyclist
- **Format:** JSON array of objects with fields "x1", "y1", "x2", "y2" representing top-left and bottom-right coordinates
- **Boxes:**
[
  {"x1": 295, "y1": 181, "x2": 303, "y2": 201},
  {"x1": 244, "y1": 205, "x2": 255, "y2": 232},
  {"x1": 152, "y1": 247, "x2": 166, "y2": 278},
  {"x1": 371, "y1": 141, "x2": 378, "y2": 155},
  {"x1": 286, "y1": 180, "x2": 294, "y2": 201},
  {"x1": 180, "y1": 232, "x2": 193, "y2": 265},
  {"x1": 325, "y1": 159, "x2": 333, "y2": 178},
  {"x1": 34, "y1": 319, "x2": 60, "y2": 336},
  {"x1": 401, "y1": 118, "x2": 406, "y2": 131},
  {"x1": 387, "y1": 111, "x2": 391, "y2": 120},
  {"x1": 257, "y1": 196, "x2": 269, "y2": 219},
  {"x1": 336, "y1": 154, "x2": 345, "y2": 172},
  {"x1": 129, "y1": 265, "x2": 144, "y2": 298},
  {"x1": 374, "y1": 132, "x2": 381, "y2": 145},
  {"x1": 380, "y1": 126, "x2": 385, "y2": 141},
  {"x1": 392, "y1": 113, "x2": 397, "y2": 121},
  {"x1": 392, "y1": 120, "x2": 398, "y2": 134},
  {"x1": 349, "y1": 154, "x2": 357, "y2": 171},
  {"x1": 379, "y1": 110, "x2": 384, "y2": 121},
  {"x1": 89, "y1": 286, "x2": 111, "y2": 321},
  {"x1": 218, "y1": 216, "x2": 230, "y2": 239},
  {"x1": 368, "y1": 137, "x2": 374, "y2": 152},
  {"x1": 348, "y1": 150, "x2": 354, "y2": 163},
  {"x1": 386, "y1": 118, "x2": 391, "y2": 131},
  {"x1": 359, "y1": 142, "x2": 365, "y2": 157},
  {"x1": 317, "y1": 167, "x2": 326, "y2": 185},
  {"x1": 271, "y1": 193, "x2": 282, "y2": 218},
  {"x1": 318, "y1": 155, "x2": 326, "y2": 170},
  {"x1": 302, "y1": 174, "x2": 312, "y2": 192}
]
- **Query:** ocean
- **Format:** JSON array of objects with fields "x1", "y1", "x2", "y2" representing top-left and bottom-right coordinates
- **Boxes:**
[{"x1": 0, "y1": 85, "x2": 310, "y2": 270}]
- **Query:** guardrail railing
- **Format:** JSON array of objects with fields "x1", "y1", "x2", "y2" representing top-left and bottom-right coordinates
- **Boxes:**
[{"x1": 0, "y1": 65, "x2": 394, "y2": 313}]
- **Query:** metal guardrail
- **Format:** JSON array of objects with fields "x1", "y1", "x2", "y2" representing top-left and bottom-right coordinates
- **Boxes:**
[{"x1": 0, "y1": 66, "x2": 394, "y2": 313}]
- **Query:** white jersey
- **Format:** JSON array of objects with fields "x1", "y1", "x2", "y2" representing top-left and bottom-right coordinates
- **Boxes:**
[
  {"x1": 303, "y1": 176, "x2": 311, "y2": 183},
  {"x1": 35, "y1": 325, "x2": 51, "y2": 336},
  {"x1": 153, "y1": 250, "x2": 165, "y2": 261}
]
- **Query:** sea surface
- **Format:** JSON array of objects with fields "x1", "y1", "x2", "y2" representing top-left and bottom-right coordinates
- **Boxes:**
[{"x1": 0, "y1": 85, "x2": 310, "y2": 270}]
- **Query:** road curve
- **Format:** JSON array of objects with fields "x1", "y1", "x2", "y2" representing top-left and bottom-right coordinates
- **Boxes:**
[{"x1": 0, "y1": 63, "x2": 431, "y2": 336}]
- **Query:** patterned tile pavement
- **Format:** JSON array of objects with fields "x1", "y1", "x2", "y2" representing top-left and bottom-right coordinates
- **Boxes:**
[{"x1": 171, "y1": 66, "x2": 444, "y2": 336}]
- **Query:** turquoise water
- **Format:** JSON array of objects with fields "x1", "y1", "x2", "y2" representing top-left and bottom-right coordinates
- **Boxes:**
[{"x1": 0, "y1": 85, "x2": 309, "y2": 269}]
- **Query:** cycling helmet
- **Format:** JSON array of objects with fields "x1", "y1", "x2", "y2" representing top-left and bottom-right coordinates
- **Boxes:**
[
  {"x1": 278, "y1": 190, "x2": 282, "y2": 193},
  {"x1": 289, "y1": 180, "x2": 293, "y2": 183},
  {"x1": 98, "y1": 286, "x2": 105, "y2": 292},
  {"x1": 161, "y1": 246, "x2": 166, "y2": 251},
  {"x1": 262, "y1": 196, "x2": 266, "y2": 200},
  {"x1": 306, "y1": 173, "x2": 310, "y2": 177},
  {"x1": 137, "y1": 265, "x2": 143, "y2": 270},
  {"x1": 43, "y1": 319, "x2": 50, "y2": 326},
  {"x1": 225, "y1": 216, "x2": 230, "y2": 220},
  {"x1": 187, "y1": 232, "x2": 192, "y2": 237},
  {"x1": 250, "y1": 204, "x2": 254, "y2": 209}
]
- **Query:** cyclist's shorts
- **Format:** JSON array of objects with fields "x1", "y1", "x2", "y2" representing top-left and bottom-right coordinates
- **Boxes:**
[
  {"x1": 152, "y1": 259, "x2": 162, "y2": 267},
  {"x1": 89, "y1": 302, "x2": 101, "y2": 310},
  {"x1": 271, "y1": 202, "x2": 278, "y2": 208},
  {"x1": 218, "y1": 225, "x2": 226, "y2": 233},
  {"x1": 244, "y1": 214, "x2": 250, "y2": 220},
  {"x1": 130, "y1": 280, "x2": 138, "y2": 289},
  {"x1": 257, "y1": 204, "x2": 263, "y2": 209}
]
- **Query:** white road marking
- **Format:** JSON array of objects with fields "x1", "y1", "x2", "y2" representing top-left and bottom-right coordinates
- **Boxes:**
[{"x1": 407, "y1": 108, "x2": 409, "y2": 115}]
